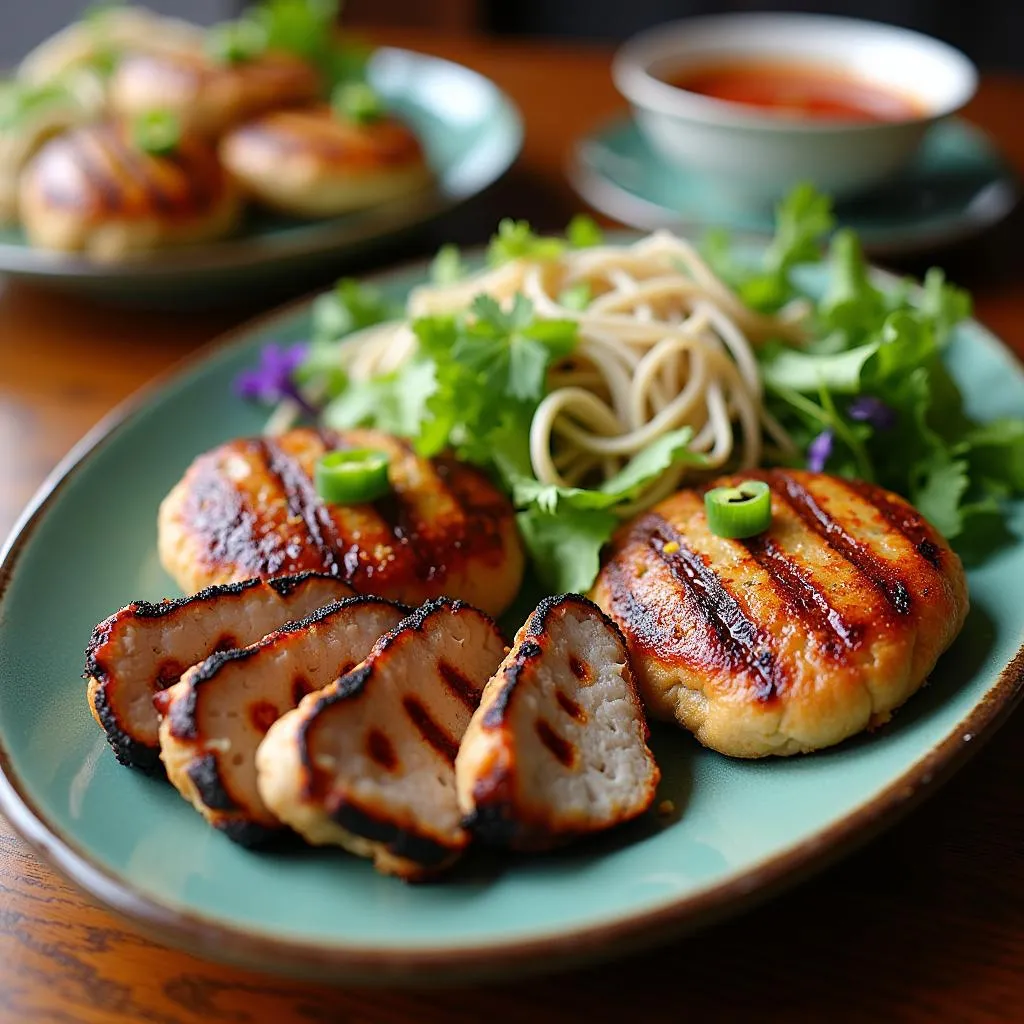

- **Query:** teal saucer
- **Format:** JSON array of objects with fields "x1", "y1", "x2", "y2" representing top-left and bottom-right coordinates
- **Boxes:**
[{"x1": 569, "y1": 115, "x2": 1018, "y2": 256}]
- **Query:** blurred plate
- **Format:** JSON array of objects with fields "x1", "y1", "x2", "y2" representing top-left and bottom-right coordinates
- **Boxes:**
[
  {"x1": 0, "y1": 248, "x2": 1022, "y2": 984},
  {"x1": 569, "y1": 114, "x2": 1017, "y2": 257},
  {"x1": 0, "y1": 48, "x2": 522, "y2": 304}
]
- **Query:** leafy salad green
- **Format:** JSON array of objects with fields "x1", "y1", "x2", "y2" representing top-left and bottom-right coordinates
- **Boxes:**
[{"x1": 237, "y1": 188, "x2": 1024, "y2": 592}]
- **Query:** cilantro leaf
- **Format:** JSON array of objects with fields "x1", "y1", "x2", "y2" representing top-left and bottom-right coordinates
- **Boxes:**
[
  {"x1": 912, "y1": 456, "x2": 970, "y2": 538},
  {"x1": 487, "y1": 219, "x2": 566, "y2": 266},
  {"x1": 508, "y1": 429, "x2": 706, "y2": 591},
  {"x1": 312, "y1": 279, "x2": 398, "y2": 343},
  {"x1": 566, "y1": 214, "x2": 604, "y2": 249},
  {"x1": 558, "y1": 282, "x2": 592, "y2": 310},
  {"x1": 517, "y1": 505, "x2": 619, "y2": 594},
  {"x1": 713, "y1": 183, "x2": 835, "y2": 313},
  {"x1": 322, "y1": 358, "x2": 435, "y2": 437},
  {"x1": 761, "y1": 341, "x2": 880, "y2": 393},
  {"x1": 430, "y1": 243, "x2": 465, "y2": 284}
]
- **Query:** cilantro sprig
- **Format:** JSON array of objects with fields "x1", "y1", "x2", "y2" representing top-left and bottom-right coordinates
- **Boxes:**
[
  {"x1": 732, "y1": 189, "x2": 1022, "y2": 562},
  {"x1": 206, "y1": 0, "x2": 370, "y2": 91}
]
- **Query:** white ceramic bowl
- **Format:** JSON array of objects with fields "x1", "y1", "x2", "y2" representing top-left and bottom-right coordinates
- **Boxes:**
[{"x1": 612, "y1": 13, "x2": 978, "y2": 203}]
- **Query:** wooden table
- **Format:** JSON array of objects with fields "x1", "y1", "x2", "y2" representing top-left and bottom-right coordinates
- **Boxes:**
[{"x1": 2, "y1": 30, "x2": 1023, "y2": 1023}]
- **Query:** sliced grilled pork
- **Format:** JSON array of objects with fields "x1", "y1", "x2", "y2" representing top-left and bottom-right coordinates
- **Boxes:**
[
  {"x1": 85, "y1": 573, "x2": 356, "y2": 772},
  {"x1": 591, "y1": 470, "x2": 969, "y2": 758},
  {"x1": 256, "y1": 599, "x2": 506, "y2": 880},
  {"x1": 221, "y1": 106, "x2": 432, "y2": 217},
  {"x1": 158, "y1": 427, "x2": 524, "y2": 618},
  {"x1": 456, "y1": 595, "x2": 660, "y2": 850},
  {"x1": 159, "y1": 596, "x2": 405, "y2": 845}
]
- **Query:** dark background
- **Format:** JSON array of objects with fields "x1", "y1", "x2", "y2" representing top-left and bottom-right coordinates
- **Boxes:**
[
  {"x1": 484, "y1": 1, "x2": 1023, "y2": 72},
  {"x1": 4, "y1": 2, "x2": 1024, "y2": 71}
]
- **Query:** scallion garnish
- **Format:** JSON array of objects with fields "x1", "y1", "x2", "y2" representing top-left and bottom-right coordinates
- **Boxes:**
[
  {"x1": 704, "y1": 480, "x2": 772, "y2": 539},
  {"x1": 131, "y1": 110, "x2": 181, "y2": 156},
  {"x1": 332, "y1": 81, "x2": 384, "y2": 125},
  {"x1": 315, "y1": 449, "x2": 391, "y2": 504}
]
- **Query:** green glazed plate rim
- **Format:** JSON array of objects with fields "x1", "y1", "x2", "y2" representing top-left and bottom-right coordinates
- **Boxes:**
[{"x1": 1, "y1": 258, "x2": 1023, "y2": 984}]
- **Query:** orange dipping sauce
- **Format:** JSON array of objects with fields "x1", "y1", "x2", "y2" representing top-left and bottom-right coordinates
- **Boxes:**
[{"x1": 666, "y1": 61, "x2": 923, "y2": 122}]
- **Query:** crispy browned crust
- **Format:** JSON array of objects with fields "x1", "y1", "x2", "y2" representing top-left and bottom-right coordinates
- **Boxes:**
[
  {"x1": 161, "y1": 594, "x2": 406, "y2": 845},
  {"x1": 591, "y1": 469, "x2": 970, "y2": 757},
  {"x1": 157, "y1": 427, "x2": 525, "y2": 618},
  {"x1": 84, "y1": 572, "x2": 355, "y2": 773},
  {"x1": 108, "y1": 49, "x2": 320, "y2": 138},
  {"x1": 461, "y1": 594, "x2": 659, "y2": 849},
  {"x1": 291, "y1": 598, "x2": 505, "y2": 878}
]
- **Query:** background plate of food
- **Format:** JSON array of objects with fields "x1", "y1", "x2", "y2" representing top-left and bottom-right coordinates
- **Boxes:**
[
  {"x1": 0, "y1": 194, "x2": 1022, "y2": 983},
  {"x1": 0, "y1": 3, "x2": 522, "y2": 304}
]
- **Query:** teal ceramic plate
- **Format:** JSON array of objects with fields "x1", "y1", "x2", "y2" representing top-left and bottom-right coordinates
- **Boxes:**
[
  {"x1": 0, "y1": 48, "x2": 522, "y2": 304},
  {"x1": 570, "y1": 115, "x2": 1018, "y2": 257},
  {"x1": 1, "y1": 253, "x2": 1023, "y2": 984}
]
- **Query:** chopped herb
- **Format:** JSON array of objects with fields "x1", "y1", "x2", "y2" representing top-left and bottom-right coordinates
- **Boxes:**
[
  {"x1": 558, "y1": 282, "x2": 592, "y2": 311},
  {"x1": 205, "y1": 19, "x2": 268, "y2": 64},
  {"x1": 332, "y1": 80, "x2": 384, "y2": 124},
  {"x1": 430, "y1": 243, "x2": 465, "y2": 285},
  {"x1": 487, "y1": 219, "x2": 566, "y2": 267},
  {"x1": 131, "y1": 110, "x2": 181, "y2": 156},
  {"x1": 566, "y1": 214, "x2": 603, "y2": 249}
]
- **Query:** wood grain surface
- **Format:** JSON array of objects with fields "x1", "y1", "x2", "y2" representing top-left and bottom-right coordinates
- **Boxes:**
[{"x1": 1, "y1": 29, "x2": 1023, "y2": 1023}]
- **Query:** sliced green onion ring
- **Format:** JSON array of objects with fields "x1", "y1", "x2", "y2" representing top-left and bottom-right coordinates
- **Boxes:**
[
  {"x1": 332, "y1": 81, "x2": 384, "y2": 125},
  {"x1": 131, "y1": 110, "x2": 181, "y2": 156},
  {"x1": 315, "y1": 448, "x2": 391, "y2": 504},
  {"x1": 704, "y1": 479, "x2": 772, "y2": 539}
]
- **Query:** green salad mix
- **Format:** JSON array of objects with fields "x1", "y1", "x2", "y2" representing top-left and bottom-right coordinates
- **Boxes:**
[{"x1": 237, "y1": 187, "x2": 1024, "y2": 591}]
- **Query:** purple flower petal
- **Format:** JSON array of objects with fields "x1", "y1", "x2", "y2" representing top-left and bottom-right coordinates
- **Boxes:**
[
  {"x1": 807, "y1": 429, "x2": 834, "y2": 473},
  {"x1": 233, "y1": 342, "x2": 310, "y2": 407},
  {"x1": 847, "y1": 395, "x2": 897, "y2": 430}
]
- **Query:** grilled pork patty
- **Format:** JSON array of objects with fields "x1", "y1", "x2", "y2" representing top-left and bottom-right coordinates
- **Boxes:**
[
  {"x1": 591, "y1": 470, "x2": 969, "y2": 757},
  {"x1": 158, "y1": 427, "x2": 525, "y2": 618},
  {"x1": 221, "y1": 106, "x2": 431, "y2": 218},
  {"x1": 256, "y1": 598, "x2": 507, "y2": 880},
  {"x1": 159, "y1": 595, "x2": 406, "y2": 846},
  {"x1": 19, "y1": 121, "x2": 242, "y2": 258},
  {"x1": 108, "y1": 49, "x2": 320, "y2": 139},
  {"x1": 457, "y1": 594, "x2": 660, "y2": 850},
  {"x1": 85, "y1": 572, "x2": 356, "y2": 772}
]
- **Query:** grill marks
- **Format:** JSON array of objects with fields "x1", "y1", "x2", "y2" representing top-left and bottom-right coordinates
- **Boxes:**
[
  {"x1": 775, "y1": 473, "x2": 913, "y2": 615},
  {"x1": 438, "y1": 660, "x2": 480, "y2": 710},
  {"x1": 253, "y1": 431, "x2": 477, "y2": 588},
  {"x1": 40, "y1": 124, "x2": 222, "y2": 217},
  {"x1": 568, "y1": 655, "x2": 593, "y2": 685},
  {"x1": 258, "y1": 438, "x2": 342, "y2": 575},
  {"x1": 402, "y1": 696, "x2": 459, "y2": 764},
  {"x1": 367, "y1": 729, "x2": 398, "y2": 772},
  {"x1": 650, "y1": 516, "x2": 781, "y2": 701},
  {"x1": 742, "y1": 534, "x2": 860, "y2": 652},
  {"x1": 536, "y1": 719, "x2": 576, "y2": 768},
  {"x1": 555, "y1": 690, "x2": 586, "y2": 722},
  {"x1": 601, "y1": 470, "x2": 951, "y2": 706},
  {"x1": 844, "y1": 478, "x2": 944, "y2": 569}
]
